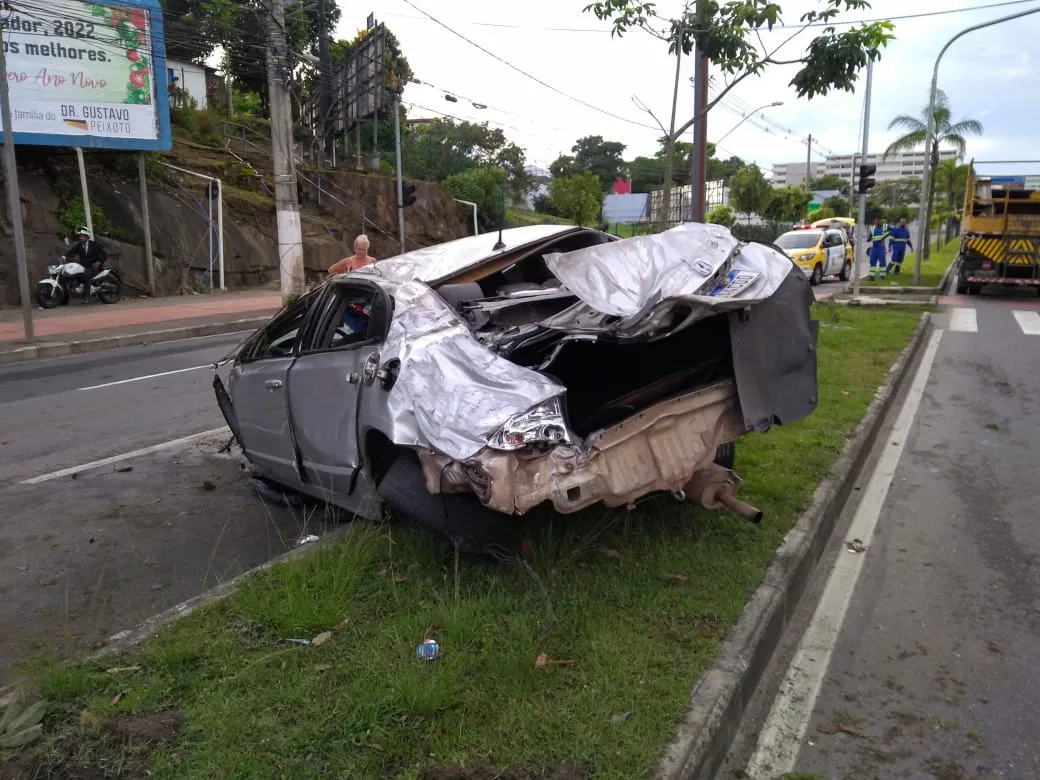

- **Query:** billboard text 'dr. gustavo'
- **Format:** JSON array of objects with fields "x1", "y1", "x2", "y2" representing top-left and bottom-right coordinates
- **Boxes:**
[{"x1": 0, "y1": 0, "x2": 172, "y2": 150}]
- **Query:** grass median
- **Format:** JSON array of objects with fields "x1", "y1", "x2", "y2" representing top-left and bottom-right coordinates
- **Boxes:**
[
  {"x1": 8, "y1": 304, "x2": 925, "y2": 780},
  {"x1": 870, "y1": 239, "x2": 959, "y2": 289}
]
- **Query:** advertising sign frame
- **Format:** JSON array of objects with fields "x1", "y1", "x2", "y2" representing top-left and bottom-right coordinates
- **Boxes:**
[{"x1": 0, "y1": 0, "x2": 172, "y2": 151}]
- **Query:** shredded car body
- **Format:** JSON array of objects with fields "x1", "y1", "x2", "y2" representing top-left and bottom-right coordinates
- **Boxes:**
[{"x1": 213, "y1": 223, "x2": 819, "y2": 548}]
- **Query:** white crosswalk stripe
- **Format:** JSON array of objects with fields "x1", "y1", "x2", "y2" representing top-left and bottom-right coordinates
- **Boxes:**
[
  {"x1": 1012, "y1": 310, "x2": 1040, "y2": 336},
  {"x1": 949, "y1": 307, "x2": 978, "y2": 333}
]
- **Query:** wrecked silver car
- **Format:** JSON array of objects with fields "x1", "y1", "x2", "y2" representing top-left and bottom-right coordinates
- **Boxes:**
[{"x1": 213, "y1": 223, "x2": 818, "y2": 551}]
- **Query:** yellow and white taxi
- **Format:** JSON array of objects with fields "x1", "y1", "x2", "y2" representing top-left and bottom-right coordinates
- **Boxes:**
[{"x1": 774, "y1": 227, "x2": 852, "y2": 286}]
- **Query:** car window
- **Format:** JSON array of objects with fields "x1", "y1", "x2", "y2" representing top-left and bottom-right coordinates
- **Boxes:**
[
  {"x1": 305, "y1": 285, "x2": 390, "y2": 352},
  {"x1": 775, "y1": 231, "x2": 822, "y2": 250},
  {"x1": 240, "y1": 290, "x2": 319, "y2": 361}
]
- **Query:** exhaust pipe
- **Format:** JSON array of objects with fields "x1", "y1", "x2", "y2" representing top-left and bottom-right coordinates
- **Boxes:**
[{"x1": 685, "y1": 463, "x2": 764, "y2": 524}]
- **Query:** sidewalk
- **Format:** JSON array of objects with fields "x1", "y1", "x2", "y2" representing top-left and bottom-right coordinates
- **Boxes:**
[{"x1": 0, "y1": 290, "x2": 283, "y2": 365}]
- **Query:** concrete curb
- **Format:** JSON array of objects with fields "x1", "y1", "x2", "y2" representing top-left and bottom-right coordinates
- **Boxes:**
[
  {"x1": 938, "y1": 250, "x2": 960, "y2": 296},
  {"x1": 91, "y1": 521, "x2": 361, "y2": 660},
  {"x1": 655, "y1": 311, "x2": 934, "y2": 780},
  {"x1": 0, "y1": 316, "x2": 271, "y2": 366}
]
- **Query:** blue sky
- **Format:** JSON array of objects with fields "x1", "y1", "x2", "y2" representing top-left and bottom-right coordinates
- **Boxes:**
[{"x1": 333, "y1": 0, "x2": 1040, "y2": 177}]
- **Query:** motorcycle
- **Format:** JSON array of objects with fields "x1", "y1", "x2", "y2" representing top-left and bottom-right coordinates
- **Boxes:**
[{"x1": 36, "y1": 256, "x2": 122, "y2": 308}]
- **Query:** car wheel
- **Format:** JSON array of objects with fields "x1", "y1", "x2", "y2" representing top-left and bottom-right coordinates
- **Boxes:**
[
  {"x1": 838, "y1": 260, "x2": 851, "y2": 282},
  {"x1": 956, "y1": 280, "x2": 968, "y2": 295},
  {"x1": 714, "y1": 442, "x2": 736, "y2": 470},
  {"x1": 810, "y1": 264, "x2": 823, "y2": 286},
  {"x1": 377, "y1": 454, "x2": 523, "y2": 557}
]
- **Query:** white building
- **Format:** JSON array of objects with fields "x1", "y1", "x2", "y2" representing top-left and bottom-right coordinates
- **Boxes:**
[
  {"x1": 772, "y1": 149, "x2": 960, "y2": 188},
  {"x1": 166, "y1": 59, "x2": 209, "y2": 109}
]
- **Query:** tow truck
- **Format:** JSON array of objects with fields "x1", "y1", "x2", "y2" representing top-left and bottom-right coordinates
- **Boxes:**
[{"x1": 957, "y1": 164, "x2": 1040, "y2": 295}]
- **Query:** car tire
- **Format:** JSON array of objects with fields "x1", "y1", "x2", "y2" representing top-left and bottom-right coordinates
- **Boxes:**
[
  {"x1": 838, "y1": 260, "x2": 851, "y2": 282},
  {"x1": 956, "y1": 280, "x2": 968, "y2": 295},
  {"x1": 810, "y1": 264, "x2": 823, "y2": 286},
  {"x1": 377, "y1": 454, "x2": 523, "y2": 556},
  {"x1": 714, "y1": 441, "x2": 736, "y2": 470}
]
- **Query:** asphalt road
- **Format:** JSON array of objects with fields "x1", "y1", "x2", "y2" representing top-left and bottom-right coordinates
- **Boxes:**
[
  {"x1": 0, "y1": 333, "x2": 341, "y2": 682},
  {"x1": 728, "y1": 287, "x2": 1040, "y2": 779}
]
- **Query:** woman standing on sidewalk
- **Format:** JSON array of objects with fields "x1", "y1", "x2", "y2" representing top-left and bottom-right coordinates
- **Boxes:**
[{"x1": 328, "y1": 235, "x2": 376, "y2": 276}]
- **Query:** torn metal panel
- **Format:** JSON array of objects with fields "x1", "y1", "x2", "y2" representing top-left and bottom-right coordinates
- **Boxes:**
[
  {"x1": 418, "y1": 380, "x2": 746, "y2": 516},
  {"x1": 376, "y1": 279, "x2": 565, "y2": 462},
  {"x1": 728, "y1": 266, "x2": 819, "y2": 432},
  {"x1": 542, "y1": 223, "x2": 794, "y2": 331}
]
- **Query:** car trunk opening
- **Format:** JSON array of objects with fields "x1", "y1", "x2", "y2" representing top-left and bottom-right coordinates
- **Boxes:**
[{"x1": 508, "y1": 311, "x2": 734, "y2": 436}]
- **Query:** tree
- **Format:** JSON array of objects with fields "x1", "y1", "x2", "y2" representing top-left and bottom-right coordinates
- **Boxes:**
[
  {"x1": 550, "y1": 172, "x2": 604, "y2": 226},
  {"x1": 728, "y1": 164, "x2": 772, "y2": 222},
  {"x1": 764, "y1": 186, "x2": 812, "y2": 222},
  {"x1": 706, "y1": 204, "x2": 737, "y2": 228},
  {"x1": 585, "y1": 0, "x2": 894, "y2": 144},
  {"x1": 823, "y1": 195, "x2": 850, "y2": 216},
  {"x1": 870, "y1": 176, "x2": 921, "y2": 207},
  {"x1": 552, "y1": 137, "x2": 627, "y2": 192},
  {"x1": 884, "y1": 89, "x2": 982, "y2": 258},
  {"x1": 403, "y1": 118, "x2": 530, "y2": 199},
  {"x1": 446, "y1": 167, "x2": 508, "y2": 232},
  {"x1": 807, "y1": 173, "x2": 851, "y2": 197},
  {"x1": 810, "y1": 206, "x2": 836, "y2": 220},
  {"x1": 934, "y1": 158, "x2": 969, "y2": 243},
  {"x1": 628, "y1": 155, "x2": 665, "y2": 194}
]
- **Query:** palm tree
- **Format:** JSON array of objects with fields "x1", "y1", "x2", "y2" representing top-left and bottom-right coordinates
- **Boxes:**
[
  {"x1": 934, "y1": 158, "x2": 971, "y2": 246},
  {"x1": 884, "y1": 90, "x2": 983, "y2": 258}
]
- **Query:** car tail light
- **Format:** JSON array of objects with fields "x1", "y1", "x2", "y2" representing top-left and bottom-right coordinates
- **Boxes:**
[{"x1": 488, "y1": 397, "x2": 572, "y2": 451}]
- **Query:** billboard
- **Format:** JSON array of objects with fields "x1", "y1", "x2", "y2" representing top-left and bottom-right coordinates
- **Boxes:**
[
  {"x1": 342, "y1": 23, "x2": 385, "y2": 123},
  {"x1": 0, "y1": 0, "x2": 172, "y2": 150}
]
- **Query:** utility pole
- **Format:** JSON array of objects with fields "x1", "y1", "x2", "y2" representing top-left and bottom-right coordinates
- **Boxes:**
[
  {"x1": 393, "y1": 99, "x2": 405, "y2": 252},
  {"x1": 264, "y1": 0, "x2": 305, "y2": 301},
  {"x1": 690, "y1": 49, "x2": 708, "y2": 222},
  {"x1": 805, "y1": 133, "x2": 812, "y2": 187},
  {"x1": 0, "y1": 27, "x2": 33, "y2": 342},
  {"x1": 852, "y1": 57, "x2": 873, "y2": 298},
  {"x1": 657, "y1": 16, "x2": 685, "y2": 232},
  {"x1": 138, "y1": 154, "x2": 155, "y2": 296},
  {"x1": 318, "y1": 0, "x2": 332, "y2": 160}
]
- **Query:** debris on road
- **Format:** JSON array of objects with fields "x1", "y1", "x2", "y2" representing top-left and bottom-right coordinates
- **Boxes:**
[
  {"x1": 295, "y1": 534, "x2": 320, "y2": 546},
  {"x1": 846, "y1": 538, "x2": 867, "y2": 554},
  {"x1": 416, "y1": 639, "x2": 441, "y2": 661}
]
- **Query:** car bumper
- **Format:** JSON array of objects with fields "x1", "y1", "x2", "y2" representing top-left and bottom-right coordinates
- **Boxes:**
[{"x1": 417, "y1": 380, "x2": 747, "y2": 515}]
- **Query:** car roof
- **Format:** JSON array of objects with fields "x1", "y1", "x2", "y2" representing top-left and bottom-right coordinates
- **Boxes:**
[
  {"x1": 780, "y1": 228, "x2": 823, "y2": 237},
  {"x1": 355, "y1": 224, "x2": 581, "y2": 285}
]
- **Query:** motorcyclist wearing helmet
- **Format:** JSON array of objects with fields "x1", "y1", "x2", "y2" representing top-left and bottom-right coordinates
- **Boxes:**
[{"x1": 64, "y1": 226, "x2": 108, "y2": 300}]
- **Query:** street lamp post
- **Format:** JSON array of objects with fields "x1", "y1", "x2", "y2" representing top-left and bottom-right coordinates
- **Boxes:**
[
  {"x1": 914, "y1": 5, "x2": 1040, "y2": 285},
  {"x1": 714, "y1": 101, "x2": 784, "y2": 146}
]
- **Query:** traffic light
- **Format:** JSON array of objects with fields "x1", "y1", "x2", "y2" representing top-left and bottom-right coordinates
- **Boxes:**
[
  {"x1": 856, "y1": 164, "x2": 877, "y2": 194},
  {"x1": 399, "y1": 181, "x2": 417, "y2": 209}
]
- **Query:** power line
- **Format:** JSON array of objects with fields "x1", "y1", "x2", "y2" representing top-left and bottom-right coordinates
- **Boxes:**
[
  {"x1": 395, "y1": 0, "x2": 659, "y2": 131},
  {"x1": 382, "y1": 0, "x2": 1040, "y2": 34}
]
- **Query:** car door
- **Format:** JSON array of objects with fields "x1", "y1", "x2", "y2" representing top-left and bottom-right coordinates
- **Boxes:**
[
  {"x1": 225, "y1": 288, "x2": 323, "y2": 489},
  {"x1": 825, "y1": 231, "x2": 843, "y2": 275},
  {"x1": 286, "y1": 280, "x2": 392, "y2": 497}
]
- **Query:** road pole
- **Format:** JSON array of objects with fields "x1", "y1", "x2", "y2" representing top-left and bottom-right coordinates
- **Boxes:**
[
  {"x1": 393, "y1": 99, "x2": 405, "y2": 252},
  {"x1": 914, "y1": 5, "x2": 1040, "y2": 286},
  {"x1": 264, "y1": 0, "x2": 305, "y2": 302},
  {"x1": 217, "y1": 179, "x2": 225, "y2": 290},
  {"x1": 852, "y1": 57, "x2": 873, "y2": 298},
  {"x1": 690, "y1": 43, "x2": 709, "y2": 222},
  {"x1": 805, "y1": 133, "x2": 812, "y2": 187},
  {"x1": 137, "y1": 154, "x2": 155, "y2": 296},
  {"x1": 0, "y1": 28, "x2": 33, "y2": 342},
  {"x1": 75, "y1": 148, "x2": 93, "y2": 236}
]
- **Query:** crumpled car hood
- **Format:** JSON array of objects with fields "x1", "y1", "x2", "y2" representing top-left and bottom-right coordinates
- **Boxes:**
[{"x1": 541, "y1": 223, "x2": 792, "y2": 335}]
